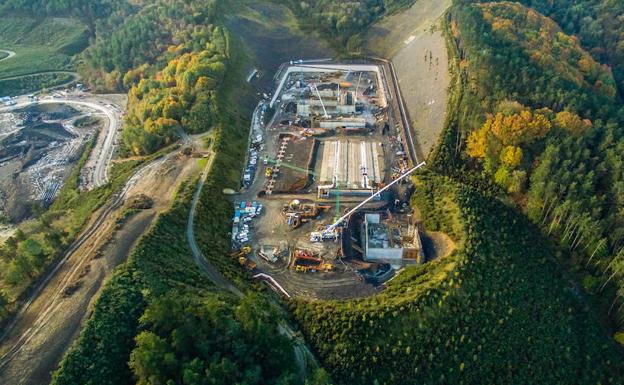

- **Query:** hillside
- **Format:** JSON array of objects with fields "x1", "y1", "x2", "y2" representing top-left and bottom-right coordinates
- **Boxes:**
[
  {"x1": 291, "y1": 173, "x2": 624, "y2": 384},
  {"x1": 434, "y1": 1, "x2": 624, "y2": 335},
  {"x1": 2, "y1": 1, "x2": 624, "y2": 385},
  {"x1": 486, "y1": 0, "x2": 624, "y2": 97},
  {"x1": 0, "y1": 17, "x2": 87, "y2": 81}
]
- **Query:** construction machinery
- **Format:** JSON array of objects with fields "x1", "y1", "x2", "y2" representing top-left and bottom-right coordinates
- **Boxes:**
[
  {"x1": 230, "y1": 246, "x2": 256, "y2": 270},
  {"x1": 283, "y1": 199, "x2": 331, "y2": 229},
  {"x1": 292, "y1": 249, "x2": 333, "y2": 272}
]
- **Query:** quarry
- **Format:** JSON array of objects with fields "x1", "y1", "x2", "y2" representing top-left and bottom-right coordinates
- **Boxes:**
[{"x1": 232, "y1": 60, "x2": 430, "y2": 298}]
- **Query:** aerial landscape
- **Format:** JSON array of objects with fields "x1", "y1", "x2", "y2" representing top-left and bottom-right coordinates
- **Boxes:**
[{"x1": 0, "y1": 0, "x2": 623, "y2": 384}]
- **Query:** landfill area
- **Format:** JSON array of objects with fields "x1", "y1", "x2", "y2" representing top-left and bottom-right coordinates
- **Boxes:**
[
  {"x1": 0, "y1": 103, "x2": 98, "y2": 221},
  {"x1": 230, "y1": 60, "x2": 425, "y2": 299}
]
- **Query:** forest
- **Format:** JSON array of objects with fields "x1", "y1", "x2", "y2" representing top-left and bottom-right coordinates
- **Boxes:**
[
  {"x1": 121, "y1": 26, "x2": 229, "y2": 155},
  {"x1": 282, "y1": 0, "x2": 414, "y2": 50},
  {"x1": 441, "y1": 1, "x2": 624, "y2": 332},
  {"x1": 484, "y1": 0, "x2": 624, "y2": 97},
  {"x1": 291, "y1": 173, "x2": 624, "y2": 384}
]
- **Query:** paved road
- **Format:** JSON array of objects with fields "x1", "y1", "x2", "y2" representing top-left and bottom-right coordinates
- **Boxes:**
[
  {"x1": 0, "y1": 50, "x2": 16, "y2": 63},
  {"x1": 187, "y1": 149, "x2": 244, "y2": 297}
]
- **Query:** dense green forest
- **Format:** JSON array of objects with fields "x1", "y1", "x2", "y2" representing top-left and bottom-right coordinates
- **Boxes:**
[
  {"x1": 438, "y1": 1, "x2": 624, "y2": 331},
  {"x1": 489, "y1": 0, "x2": 624, "y2": 97},
  {"x1": 282, "y1": 0, "x2": 414, "y2": 50},
  {"x1": 291, "y1": 173, "x2": 624, "y2": 384}
]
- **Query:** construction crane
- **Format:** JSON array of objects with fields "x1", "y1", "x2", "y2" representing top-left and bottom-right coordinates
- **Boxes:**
[
  {"x1": 355, "y1": 71, "x2": 363, "y2": 103},
  {"x1": 323, "y1": 161, "x2": 426, "y2": 235},
  {"x1": 309, "y1": 82, "x2": 330, "y2": 118}
]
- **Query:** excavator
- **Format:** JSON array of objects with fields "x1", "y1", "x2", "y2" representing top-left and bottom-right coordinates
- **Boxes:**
[
  {"x1": 230, "y1": 246, "x2": 257, "y2": 270},
  {"x1": 282, "y1": 199, "x2": 331, "y2": 229}
]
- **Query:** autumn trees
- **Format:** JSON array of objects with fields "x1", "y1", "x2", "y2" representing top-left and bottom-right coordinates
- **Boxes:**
[
  {"x1": 118, "y1": 20, "x2": 228, "y2": 155},
  {"x1": 452, "y1": 1, "x2": 624, "y2": 335},
  {"x1": 466, "y1": 105, "x2": 590, "y2": 193}
]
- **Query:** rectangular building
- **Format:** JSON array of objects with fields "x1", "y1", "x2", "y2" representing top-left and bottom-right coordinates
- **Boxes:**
[{"x1": 362, "y1": 213, "x2": 424, "y2": 267}]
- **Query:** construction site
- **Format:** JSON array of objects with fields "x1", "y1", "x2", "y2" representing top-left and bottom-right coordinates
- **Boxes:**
[{"x1": 232, "y1": 61, "x2": 429, "y2": 299}]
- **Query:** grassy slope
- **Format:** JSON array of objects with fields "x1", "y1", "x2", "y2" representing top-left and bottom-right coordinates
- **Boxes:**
[
  {"x1": 223, "y1": 0, "x2": 334, "y2": 85},
  {"x1": 0, "y1": 16, "x2": 87, "y2": 79}
]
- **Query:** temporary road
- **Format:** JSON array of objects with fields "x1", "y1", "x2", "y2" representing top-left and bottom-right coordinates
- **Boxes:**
[{"x1": 0, "y1": 151, "x2": 175, "y2": 382}]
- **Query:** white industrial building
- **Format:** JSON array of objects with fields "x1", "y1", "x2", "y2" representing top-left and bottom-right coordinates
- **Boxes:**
[{"x1": 362, "y1": 213, "x2": 424, "y2": 267}]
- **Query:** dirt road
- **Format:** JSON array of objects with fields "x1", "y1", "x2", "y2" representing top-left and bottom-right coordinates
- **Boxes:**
[
  {"x1": 0, "y1": 71, "x2": 80, "y2": 87},
  {"x1": 186, "y1": 140, "x2": 318, "y2": 379},
  {"x1": 0, "y1": 147, "x2": 200, "y2": 385},
  {"x1": 0, "y1": 50, "x2": 16, "y2": 62}
]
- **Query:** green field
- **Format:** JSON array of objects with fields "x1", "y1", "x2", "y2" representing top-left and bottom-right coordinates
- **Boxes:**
[
  {"x1": 0, "y1": 72, "x2": 74, "y2": 95},
  {"x1": 0, "y1": 16, "x2": 88, "y2": 79}
]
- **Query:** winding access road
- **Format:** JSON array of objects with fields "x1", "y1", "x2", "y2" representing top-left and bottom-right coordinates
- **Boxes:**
[{"x1": 186, "y1": 145, "x2": 318, "y2": 378}]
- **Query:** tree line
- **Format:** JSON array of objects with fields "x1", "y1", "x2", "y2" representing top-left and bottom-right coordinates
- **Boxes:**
[{"x1": 446, "y1": 1, "x2": 624, "y2": 332}]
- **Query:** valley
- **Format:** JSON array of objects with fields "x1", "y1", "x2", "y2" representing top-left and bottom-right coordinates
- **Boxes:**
[{"x1": 0, "y1": 0, "x2": 624, "y2": 385}]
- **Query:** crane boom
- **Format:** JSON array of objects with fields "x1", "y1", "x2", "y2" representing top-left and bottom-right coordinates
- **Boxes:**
[
  {"x1": 325, "y1": 161, "x2": 426, "y2": 233},
  {"x1": 310, "y1": 82, "x2": 330, "y2": 118}
]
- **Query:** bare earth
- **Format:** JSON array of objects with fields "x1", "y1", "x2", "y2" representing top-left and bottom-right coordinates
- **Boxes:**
[
  {"x1": 367, "y1": 0, "x2": 452, "y2": 158},
  {"x1": 0, "y1": 145, "x2": 202, "y2": 385}
]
